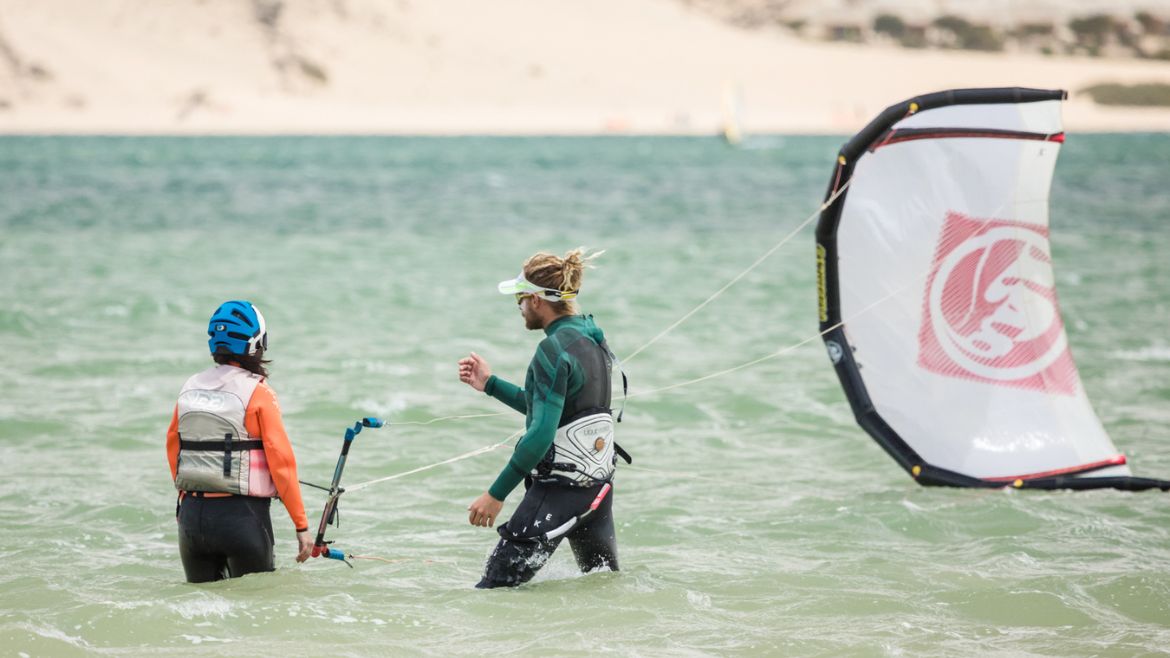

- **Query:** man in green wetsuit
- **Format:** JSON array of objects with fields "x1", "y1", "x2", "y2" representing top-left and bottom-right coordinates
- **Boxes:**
[{"x1": 458, "y1": 248, "x2": 621, "y2": 588}]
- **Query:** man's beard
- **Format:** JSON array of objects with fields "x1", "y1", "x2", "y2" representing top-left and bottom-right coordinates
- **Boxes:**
[{"x1": 523, "y1": 308, "x2": 542, "y2": 331}]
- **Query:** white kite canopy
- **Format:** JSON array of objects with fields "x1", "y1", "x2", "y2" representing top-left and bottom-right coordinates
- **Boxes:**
[{"x1": 815, "y1": 88, "x2": 1168, "y2": 491}]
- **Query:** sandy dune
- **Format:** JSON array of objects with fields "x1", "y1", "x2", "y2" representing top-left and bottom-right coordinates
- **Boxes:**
[{"x1": 2, "y1": 0, "x2": 1170, "y2": 134}]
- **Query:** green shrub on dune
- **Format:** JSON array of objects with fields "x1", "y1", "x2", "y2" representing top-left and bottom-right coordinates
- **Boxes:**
[{"x1": 1081, "y1": 82, "x2": 1170, "y2": 106}]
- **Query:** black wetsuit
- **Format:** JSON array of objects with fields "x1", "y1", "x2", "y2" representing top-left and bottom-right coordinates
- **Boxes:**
[
  {"x1": 177, "y1": 495, "x2": 274, "y2": 582},
  {"x1": 477, "y1": 314, "x2": 620, "y2": 588},
  {"x1": 479, "y1": 480, "x2": 616, "y2": 588}
]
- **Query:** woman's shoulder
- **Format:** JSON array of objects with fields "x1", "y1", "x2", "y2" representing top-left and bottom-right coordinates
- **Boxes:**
[{"x1": 250, "y1": 380, "x2": 281, "y2": 412}]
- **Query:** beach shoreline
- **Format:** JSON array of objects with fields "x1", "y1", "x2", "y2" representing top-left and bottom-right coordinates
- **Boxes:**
[{"x1": 3, "y1": 0, "x2": 1170, "y2": 135}]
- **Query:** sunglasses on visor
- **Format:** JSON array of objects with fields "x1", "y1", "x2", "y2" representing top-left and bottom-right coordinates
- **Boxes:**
[{"x1": 514, "y1": 289, "x2": 578, "y2": 304}]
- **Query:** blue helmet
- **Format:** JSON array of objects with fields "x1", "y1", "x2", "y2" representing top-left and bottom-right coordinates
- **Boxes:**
[{"x1": 207, "y1": 300, "x2": 268, "y2": 356}]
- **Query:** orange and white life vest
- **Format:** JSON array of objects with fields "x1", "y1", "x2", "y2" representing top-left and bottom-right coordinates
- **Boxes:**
[{"x1": 174, "y1": 365, "x2": 277, "y2": 497}]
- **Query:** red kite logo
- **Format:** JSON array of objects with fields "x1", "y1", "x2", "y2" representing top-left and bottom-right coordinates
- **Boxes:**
[{"x1": 917, "y1": 212, "x2": 1078, "y2": 395}]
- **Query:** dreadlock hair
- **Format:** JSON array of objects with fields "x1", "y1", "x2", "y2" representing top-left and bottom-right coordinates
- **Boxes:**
[{"x1": 522, "y1": 247, "x2": 604, "y2": 315}]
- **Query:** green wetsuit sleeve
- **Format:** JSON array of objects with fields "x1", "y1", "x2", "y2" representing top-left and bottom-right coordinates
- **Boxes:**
[
  {"x1": 484, "y1": 374, "x2": 526, "y2": 414},
  {"x1": 488, "y1": 353, "x2": 570, "y2": 501}
]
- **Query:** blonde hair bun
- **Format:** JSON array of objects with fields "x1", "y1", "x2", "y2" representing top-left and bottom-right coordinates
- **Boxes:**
[{"x1": 523, "y1": 247, "x2": 604, "y2": 310}]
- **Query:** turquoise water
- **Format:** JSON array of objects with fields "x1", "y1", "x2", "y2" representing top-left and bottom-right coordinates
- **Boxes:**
[{"x1": 1, "y1": 134, "x2": 1168, "y2": 656}]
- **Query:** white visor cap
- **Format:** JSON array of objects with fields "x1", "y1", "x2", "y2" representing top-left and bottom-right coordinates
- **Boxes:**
[{"x1": 497, "y1": 272, "x2": 578, "y2": 302}]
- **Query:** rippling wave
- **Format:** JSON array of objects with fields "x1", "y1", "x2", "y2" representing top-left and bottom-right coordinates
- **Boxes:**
[{"x1": 1, "y1": 135, "x2": 1168, "y2": 655}]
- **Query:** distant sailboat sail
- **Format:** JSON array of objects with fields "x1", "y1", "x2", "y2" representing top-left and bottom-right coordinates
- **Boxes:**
[
  {"x1": 815, "y1": 87, "x2": 1169, "y2": 491},
  {"x1": 721, "y1": 80, "x2": 744, "y2": 146}
]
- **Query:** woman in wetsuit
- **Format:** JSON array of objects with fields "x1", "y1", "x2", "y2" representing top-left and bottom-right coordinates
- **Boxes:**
[
  {"x1": 459, "y1": 248, "x2": 622, "y2": 588},
  {"x1": 165, "y1": 300, "x2": 313, "y2": 582}
]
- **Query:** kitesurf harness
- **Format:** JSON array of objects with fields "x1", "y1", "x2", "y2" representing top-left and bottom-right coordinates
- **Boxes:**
[
  {"x1": 174, "y1": 365, "x2": 277, "y2": 497},
  {"x1": 534, "y1": 337, "x2": 631, "y2": 487}
]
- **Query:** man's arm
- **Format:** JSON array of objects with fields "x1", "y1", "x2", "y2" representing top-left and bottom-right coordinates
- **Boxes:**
[
  {"x1": 460, "y1": 351, "x2": 527, "y2": 413},
  {"x1": 487, "y1": 353, "x2": 569, "y2": 501},
  {"x1": 484, "y1": 375, "x2": 526, "y2": 414}
]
